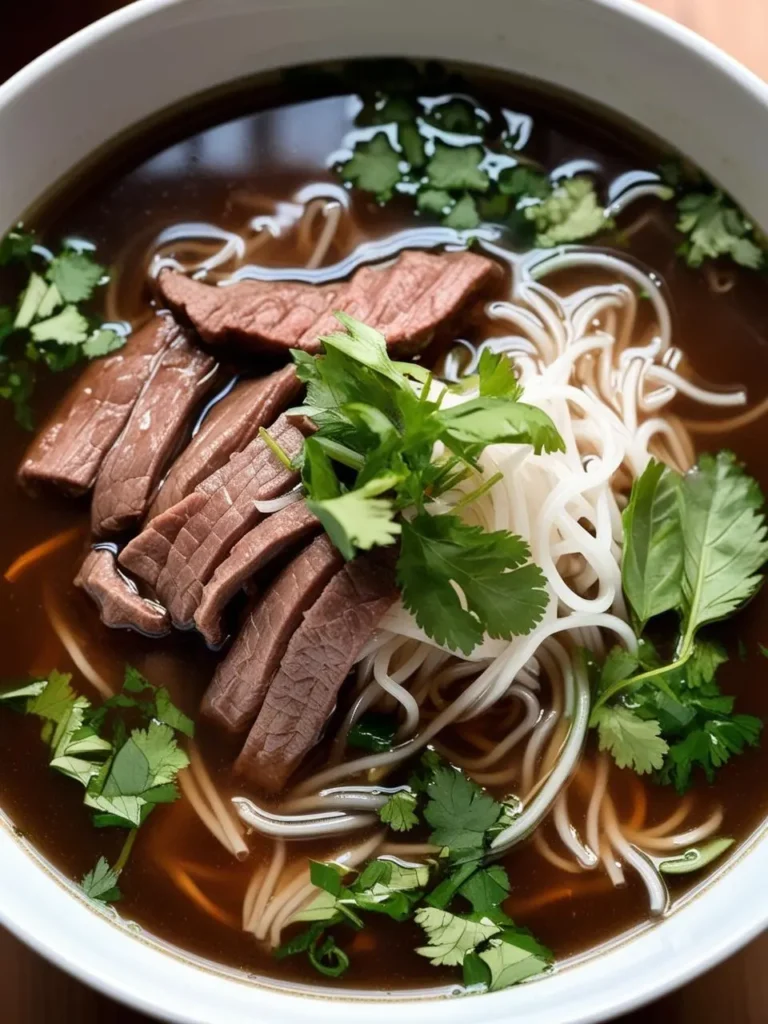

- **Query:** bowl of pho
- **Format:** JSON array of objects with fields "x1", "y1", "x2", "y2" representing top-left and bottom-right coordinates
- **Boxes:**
[{"x1": 1, "y1": 0, "x2": 767, "y2": 1021}]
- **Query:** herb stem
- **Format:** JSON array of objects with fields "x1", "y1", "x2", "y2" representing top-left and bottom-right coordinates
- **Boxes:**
[
  {"x1": 592, "y1": 647, "x2": 692, "y2": 712},
  {"x1": 259, "y1": 427, "x2": 294, "y2": 469},
  {"x1": 314, "y1": 436, "x2": 365, "y2": 470},
  {"x1": 453, "y1": 471, "x2": 504, "y2": 511},
  {"x1": 114, "y1": 828, "x2": 139, "y2": 876}
]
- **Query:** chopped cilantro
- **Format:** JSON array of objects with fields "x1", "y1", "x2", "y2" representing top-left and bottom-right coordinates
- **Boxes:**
[
  {"x1": 0, "y1": 664, "x2": 193, "y2": 899},
  {"x1": 0, "y1": 228, "x2": 128, "y2": 427},
  {"x1": 426, "y1": 143, "x2": 489, "y2": 193},
  {"x1": 80, "y1": 857, "x2": 122, "y2": 904},
  {"x1": 525, "y1": 176, "x2": 612, "y2": 247},
  {"x1": 592, "y1": 705, "x2": 669, "y2": 774},
  {"x1": 378, "y1": 789, "x2": 419, "y2": 831},
  {"x1": 346, "y1": 712, "x2": 397, "y2": 753},
  {"x1": 341, "y1": 134, "x2": 402, "y2": 201},
  {"x1": 442, "y1": 193, "x2": 481, "y2": 230}
]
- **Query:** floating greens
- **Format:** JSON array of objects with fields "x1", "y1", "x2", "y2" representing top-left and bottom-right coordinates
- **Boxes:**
[
  {"x1": 0, "y1": 665, "x2": 193, "y2": 903},
  {"x1": 277, "y1": 752, "x2": 553, "y2": 991},
  {"x1": 0, "y1": 227, "x2": 125, "y2": 428}
]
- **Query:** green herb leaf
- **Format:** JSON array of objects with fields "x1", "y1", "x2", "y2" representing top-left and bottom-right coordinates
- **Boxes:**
[
  {"x1": 424, "y1": 766, "x2": 502, "y2": 850},
  {"x1": 458, "y1": 866, "x2": 511, "y2": 914},
  {"x1": 525, "y1": 177, "x2": 612, "y2": 247},
  {"x1": 675, "y1": 191, "x2": 763, "y2": 269},
  {"x1": 378, "y1": 789, "x2": 419, "y2": 831},
  {"x1": 476, "y1": 349, "x2": 522, "y2": 399},
  {"x1": 417, "y1": 188, "x2": 453, "y2": 216},
  {"x1": 80, "y1": 857, "x2": 122, "y2": 904},
  {"x1": 415, "y1": 907, "x2": 499, "y2": 966},
  {"x1": 478, "y1": 931, "x2": 553, "y2": 990},
  {"x1": 399, "y1": 513, "x2": 549, "y2": 655},
  {"x1": 443, "y1": 194, "x2": 480, "y2": 231},
  {"x1": 342, "y1": 134, "x2": 402, "y2": 201},
  {"x1": 82, "y1": 328, "x2": 125, "y2": 358},
  {"x1": 155, "y1": 687, "x2": 195, "y2": 738},
  {"x1": 498, "y1": 166, "x2": 551, "y2": 200},
  {"x1": 29, "y1": 305, "x2": 89, "y2": 345},
  {"x1": 592, "y1": 705, "x2": 669, "y2": 774},
  {"x1": 307, "y1": 476, "x2": 402, "y2": 561},
  {"x1": 46, "y1": 250, "x2": 105, "y2": 303},
  {"x1": 622, "y1": 460, "x2": 683, "y2": 629},
  {"x1": 679, "y1": 451, "x2": 768, "y2": 636},
  {"x1": 426, "y1": 143, "x2": 489, "y2": 193}
]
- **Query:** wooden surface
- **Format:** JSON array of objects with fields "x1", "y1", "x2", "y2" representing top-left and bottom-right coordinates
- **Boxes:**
[{"x1": 2, "y1": 0, "x2": 767, "y2": 1021}]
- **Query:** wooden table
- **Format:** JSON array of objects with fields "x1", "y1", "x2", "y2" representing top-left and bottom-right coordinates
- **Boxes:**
[{"x1": 2, "y1": 1, "x2": 767, "y2": 1021}]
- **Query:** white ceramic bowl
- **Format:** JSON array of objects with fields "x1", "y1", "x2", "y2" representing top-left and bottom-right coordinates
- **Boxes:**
[{"x1": 1, "y1": 1, "x2": 767, "y2": 1021}]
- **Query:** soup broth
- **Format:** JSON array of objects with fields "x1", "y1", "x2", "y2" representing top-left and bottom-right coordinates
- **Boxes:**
[{"x1": 1, "y1": 61, "x2": 767, "y2": 994}]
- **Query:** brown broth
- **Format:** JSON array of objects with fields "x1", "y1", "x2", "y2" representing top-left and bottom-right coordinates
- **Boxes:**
[{"x1": 1, "y1": 62, "x2": 768, "y2": 992}]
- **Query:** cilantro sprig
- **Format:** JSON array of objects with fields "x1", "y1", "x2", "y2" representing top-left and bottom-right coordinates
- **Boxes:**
[
  {"x1": 591, "y1": 453, "x2": 767, "y2": 788},
  {"x1": 289, "y1": 314, "x2": 562, "y2": 654},
  {"x1": 0, "y1": 665, "x2": 193, "y2": 903},
  {"x1": 277, "y1": 752, "x2": 552, "y2": 991},
  {"x1": 334, "y1": 61, "x2": 612, "y2": 245},
  {"x1": 660, "y1": 160, "x2": 766, "y2": 270},
  {"x1": 0, "y1": 227, "x2": 126, "y2": 427}
]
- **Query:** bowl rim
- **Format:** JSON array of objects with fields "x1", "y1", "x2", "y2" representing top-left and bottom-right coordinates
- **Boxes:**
[{"x1": 1, "y1": 0, "x2": 767, "y2": 1021}]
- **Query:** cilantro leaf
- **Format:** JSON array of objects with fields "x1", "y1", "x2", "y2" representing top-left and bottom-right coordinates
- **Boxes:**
[
  {"x1": 679, "y1": 450, "x2": 768, "y2": 634},
  {"x1": 498, "y1": 166, "x2": 551, "y2": 199},
  {"x1": 459, "y1": 866, "x2": 511, "y2": 914},
  {"x1": 592, "y1": 705, "x2": 669, "y2": 774},
  {"x1": 426, "y1": 143, "x2": 489, "y2": 193},
  {"x1": 130, "y1": 721, "x2": 190, "y2": 787},
  {"x1": 0, "y1": 228, "x2": 34, "y2": 266},
  {"x1": 675, "y1": 191, "x2": 763, "y2": 269},
  {"x1": 29, "y1": 305, "x2": 89, "y2": 345},
  {"x1": 478, "y1": 931, "x2": 553, "y2": 990},
  {"x1": 378, "y1": 789, "x2": 419, "y2": 831},
  {"x1": 80, "y1": 857, "x2": 122, "y2": 904},
  {"x1": 399, "y1": 513, "x2": 549, "y2": 655},
  {"x1": 82, "y1": 328, "x2": 125, "y2": 358},
  {"x1": 46, "y1": 251, "x2": 105, "y2": 303},
  {"x1": 423, "y1": 766, "x2": 502, "y2": 850},
  {"x1": 342, "y1": 134, "x2": 402, "y2": 201},
  {"x1": 438, "y1": 396, "x2": 565, "y2": 454},
  {"x1": 661, "y1": 714, "x2": 761, "y2": 791},
  {"x1": 415, "y1": 907, "x2": 499, "y2": 966},
  {"x1": 525, "y1": 177, "x2": 612, "y2": 247},
  {"x1": 476, "y1": 349, "x2": 522, "y2": 399},
  {"x1": 307, "y1": 477, "x2": 402, "y2": 561},
  {"x1": 0, "y1": 359, "x2": 35, "y2": 429},
  {"x1": 417, "y1": 188, "x2": 453, "y2": 216},
  {"x1": 443, "y1": 194, "x2": 481, "y2": 231},
  {"x1": 0, "y1": 679, "x2": 47, "y2": 705},
  {"x1": 155, "y1": 687, "x2": 195, "y2": 738},
  {"x1": 622, "y1": 460, "x2": 684, "y2": 629},
  {"x1": 14, "y1": 273, "x2": 48, "y2": 329}
]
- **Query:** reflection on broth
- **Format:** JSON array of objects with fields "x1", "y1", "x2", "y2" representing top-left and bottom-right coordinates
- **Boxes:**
[{"x1": 1, "y1": 61, "x2": 768, "y2": 995}]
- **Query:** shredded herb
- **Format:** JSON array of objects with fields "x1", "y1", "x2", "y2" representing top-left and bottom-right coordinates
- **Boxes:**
[
  {"x1": 0, "y1": 227, "x2": 126, "y2": 427},
  {"x1": 0, "y1": 665, "x2": 193, "y2": 901}
]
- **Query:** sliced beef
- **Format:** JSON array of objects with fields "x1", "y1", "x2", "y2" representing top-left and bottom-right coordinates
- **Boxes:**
[
  {"x1": 158, "y1": 249, "x2": 498, "y2": 357},
  {"x1": 75, "y1": 548, "x2": 170, "y2": 636},
  {"x1": 235, "y1": 548, "x2": 398, "y2": 791},
  {"x1": 202, "y1": 535, "x2": 343, "y2": 733},
  {"x1": 118, "y1": 491, "x2": 207, "y2": 589},
  {"x1": 194, "y1": 500, "x2": 320, "y2": 646},
  {"x1": 90, "y1": 328, "x2": 217, "y2": 536},
  {"x1": 120, "y1": 414, "x2": 305, "y2": 628},
  {"x1": 18, "y1": 314, "x2": 177, "y2": 495},
  {"x1": 149, "y1": 366, "x2": 300, "y2": 518}
]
